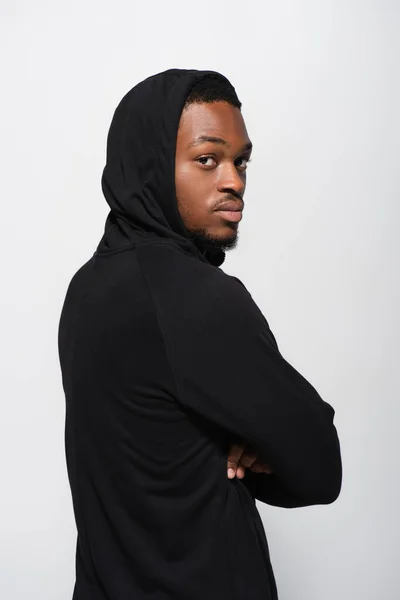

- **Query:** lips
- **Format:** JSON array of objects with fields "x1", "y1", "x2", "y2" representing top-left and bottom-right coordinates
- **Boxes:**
[
  {"x1": 216, "y1": 200, "x2": 244, "y2": 212},
  {"x1": 215, "y1": 200, "x2": 244, "y2": 223},
  {"x1": 217, "y1": 210, "x2": 243, "y2": 223}
]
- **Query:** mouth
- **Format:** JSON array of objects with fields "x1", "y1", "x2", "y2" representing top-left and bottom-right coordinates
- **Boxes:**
[
  {"x1": 215, "y1": 199, "x2": 244, "y2": 224},
  {"x1": 215, "y1": 210, "x2": 243, "y2": 223}
]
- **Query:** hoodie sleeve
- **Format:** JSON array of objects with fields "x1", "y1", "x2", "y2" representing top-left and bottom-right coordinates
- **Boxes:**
[{"x1": 155, "y1": 270, "x2": 342, "y2": 508}]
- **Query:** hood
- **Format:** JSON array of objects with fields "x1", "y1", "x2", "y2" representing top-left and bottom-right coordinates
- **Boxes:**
[{"x1": 96, "y1": 68, "x2": 238, "y2": 267}]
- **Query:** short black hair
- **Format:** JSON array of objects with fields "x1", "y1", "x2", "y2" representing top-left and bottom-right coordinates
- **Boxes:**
[{"x1": 183, "y1": 75, "x2": 242, "y2": 111}]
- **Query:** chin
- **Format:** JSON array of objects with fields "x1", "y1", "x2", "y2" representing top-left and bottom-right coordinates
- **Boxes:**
[
  {"x1": 216, "y1": 231, "x2": 239, "y2": 251},
  {"x1": 187, "y1": 225, "x2": 239, "y2": 252}
]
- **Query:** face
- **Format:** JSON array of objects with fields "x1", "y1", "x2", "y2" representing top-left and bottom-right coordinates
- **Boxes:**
[{"x1": 175, "y1": 101, "x2": 252, "y2": 251}]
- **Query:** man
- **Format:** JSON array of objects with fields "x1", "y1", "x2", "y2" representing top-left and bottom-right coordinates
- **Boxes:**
[{"x1": 58, "y1": 68, "x2": 342, "y2": 600}]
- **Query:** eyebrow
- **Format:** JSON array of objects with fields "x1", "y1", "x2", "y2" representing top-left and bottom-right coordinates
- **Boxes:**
[{"x1": 187, "y1": 135, "x2": 253, "y2": 153}]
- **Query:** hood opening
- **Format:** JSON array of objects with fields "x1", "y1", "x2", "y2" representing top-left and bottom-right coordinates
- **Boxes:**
[{"x1": 96, "y1": 68, "x2": 239, "y2": 267}]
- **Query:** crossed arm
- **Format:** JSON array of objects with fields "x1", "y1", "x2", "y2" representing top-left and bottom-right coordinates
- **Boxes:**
[{"x1": 146, "y1": 257, "x2": 342, "y2": 509}]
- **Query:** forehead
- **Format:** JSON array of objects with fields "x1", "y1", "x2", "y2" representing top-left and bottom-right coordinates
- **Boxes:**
[{"x1": 177, "y1": 101, "x2": 250, "y2": 146}]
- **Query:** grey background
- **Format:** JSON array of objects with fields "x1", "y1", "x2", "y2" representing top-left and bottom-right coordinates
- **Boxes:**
[{"x1": 1, "y1": 1, "x2": 399, "y2": 598}]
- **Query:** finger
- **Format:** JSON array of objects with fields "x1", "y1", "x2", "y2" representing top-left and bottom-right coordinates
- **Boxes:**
[
  {"x1": 236, "y1": 464, "x2": 246, "y2": 479},
  {"x1": 238, "y1": 451, "x2": 257, "y2": 468},
  {"x1": 250, "y1": 461, "x2": 274, "y2": 474},
  {"x1": 250, "y1": 463, "x2": 269, "y2": 473},
  {"x1": 227, "y1": 442, "x2": 246, "y2": 478}
]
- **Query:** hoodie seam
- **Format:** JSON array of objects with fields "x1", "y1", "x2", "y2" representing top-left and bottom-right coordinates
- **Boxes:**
[
  {"x1": 135, "y1": 247, "x2": 235, "y2": 599},
  {"x1": 136, "y1": 247, "x2": 188, "y2": 407}
]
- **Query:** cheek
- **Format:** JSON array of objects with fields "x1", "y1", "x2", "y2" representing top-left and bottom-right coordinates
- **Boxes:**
[
  {"x1": 175, "y1": 164, "x2": 213, "y2": 218},
  {"x1": 175, "y1": 162, "x2": 192, "y2": 199}
]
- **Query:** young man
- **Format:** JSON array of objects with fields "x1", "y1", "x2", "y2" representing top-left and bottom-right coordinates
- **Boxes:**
[{"x1": 58, "y1": 68, "x2": 342, "y2": 600}]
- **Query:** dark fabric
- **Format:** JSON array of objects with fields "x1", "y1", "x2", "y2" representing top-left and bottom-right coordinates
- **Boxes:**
[{"x1": 58, "y1": 68, "x2": 342, "y2": 600}]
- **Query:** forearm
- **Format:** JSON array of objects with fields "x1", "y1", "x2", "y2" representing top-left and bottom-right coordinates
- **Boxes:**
[
  {"x1": 242, "y1": 468, "x2": 340, "y2": 508},
  {"x1": 242, "y1": 470, "x2": 314, "y2": 508}
]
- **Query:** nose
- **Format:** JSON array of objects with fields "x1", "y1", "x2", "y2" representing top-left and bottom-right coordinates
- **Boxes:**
[{"x1": 217, "y1": 162, "x2": 246, "y2": 198}]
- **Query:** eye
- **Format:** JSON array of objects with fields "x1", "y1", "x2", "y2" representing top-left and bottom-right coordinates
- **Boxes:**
[
  {"x1": 235, "y1": 156, "x2": 252, "y2": 170},
  {"x1": 196, "y1": 156, "x2": 217, "y2": 167}
]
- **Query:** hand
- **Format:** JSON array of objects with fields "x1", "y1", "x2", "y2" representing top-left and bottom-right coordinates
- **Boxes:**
[{"x1": 227, "y1": 441, "x2": 274, "y2": 479}]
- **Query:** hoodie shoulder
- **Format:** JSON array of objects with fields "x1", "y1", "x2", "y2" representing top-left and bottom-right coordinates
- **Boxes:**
[
  {"x1": 136, "y1": 240, "x2": 248, "y2": 312},
  {"x1": 135, "y1": 240, "x2": 280, "y2": 355}
]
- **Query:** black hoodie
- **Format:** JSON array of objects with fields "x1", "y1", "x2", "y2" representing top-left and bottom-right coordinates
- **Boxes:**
[{"x1": 58, "y1": 68, "x2": 342, "y2": 600}]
